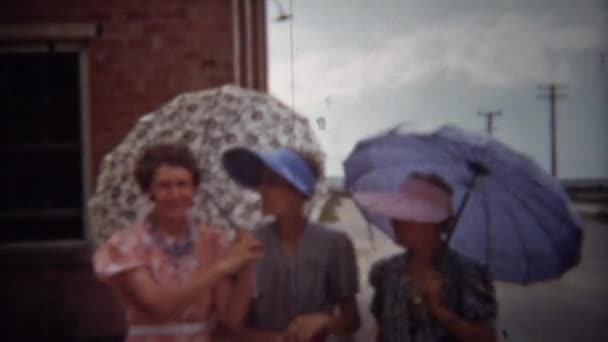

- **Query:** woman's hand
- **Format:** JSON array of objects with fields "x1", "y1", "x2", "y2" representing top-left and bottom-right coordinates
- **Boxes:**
[
  {"x1": 421, "y1": 269, "x2": 445, "y2": 313},
  {"x1": 217, "y1": 230, "x2": 263, "y2": 275},
  {"x1": 287, "y1": 313, "x2": 331, "y2": 341},
  {"x1": 420, "y1": 269, "x2": 497, "y2": 342}
]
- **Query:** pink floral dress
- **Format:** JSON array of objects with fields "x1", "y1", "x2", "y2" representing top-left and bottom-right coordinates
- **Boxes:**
[{"x1": 93, "y1": 220, "x2": 231, "y2": 342}]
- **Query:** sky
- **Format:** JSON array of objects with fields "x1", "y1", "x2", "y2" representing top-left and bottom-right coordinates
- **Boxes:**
[{"x1": 265, "y1": 0, "x2": 608, "y2": 179}]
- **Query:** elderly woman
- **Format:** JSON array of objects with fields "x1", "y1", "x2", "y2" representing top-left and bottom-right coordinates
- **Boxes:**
[
  {"x1": 94, "y1": 143, "x2": 261, "y2": 342},
  {"x1": 353, "y1": 173, "x2": 497, "y2": 342},
  {"x1": 222, "y1": 147, "x2": 361, "y2": 342}
]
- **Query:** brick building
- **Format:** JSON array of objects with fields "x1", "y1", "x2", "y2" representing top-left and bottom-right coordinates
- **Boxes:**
[{"x1": 0, "y1": 1, "x2": 267, "y2": 339}]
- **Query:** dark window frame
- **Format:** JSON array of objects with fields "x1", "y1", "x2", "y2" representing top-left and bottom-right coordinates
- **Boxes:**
[{"x1": 0, "y1": 40, "x2": 92, "y2": 247}]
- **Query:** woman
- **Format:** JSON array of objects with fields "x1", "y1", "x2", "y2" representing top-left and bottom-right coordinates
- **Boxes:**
[
  {"x1": 222, "y1": 147, "x2": 361, "y2": 342},
  {"x1": 94, "y1": 143, "x2": 261, "y2": 342},
  {"x1": 353, "y1": 173, "x2": 497, "y2": 342}
]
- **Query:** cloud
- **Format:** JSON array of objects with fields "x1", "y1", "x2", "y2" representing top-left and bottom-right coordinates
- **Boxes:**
[
  {"x1": 267, "y1": 1, "x2": 608, "y2": 177},
  {"x1": 269, "y1": 8, "x2": 607, "y2": 109}
]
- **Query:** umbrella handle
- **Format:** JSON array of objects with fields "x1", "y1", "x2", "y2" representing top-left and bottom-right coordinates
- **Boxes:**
[{"x1": 445, "y1": 173, "x2": 480, "y2": 244}]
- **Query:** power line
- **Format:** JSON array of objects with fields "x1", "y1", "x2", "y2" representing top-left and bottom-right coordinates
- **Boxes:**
[
  {"x1": 537, "y1": 84, "x2": 567, "y2": 177},
  {"x1": 477, "y1": 110, "x2": 502, "y2": 136},
  {"x1": 270, "y1": 1, "x2": 295, "y2": 110},
  {"x1": 271, "y1": 0, "x2": 297, "y2": 145},
  {"x1": 288, "y1": 0, "x2": 295, "y2": 111}
]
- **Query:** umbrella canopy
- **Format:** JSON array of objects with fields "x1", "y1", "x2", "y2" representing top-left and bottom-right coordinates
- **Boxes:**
[
  {"x1": 344, "y1": 124, "x2": 583, "y2": 284},
  {"x1": 89, "y1": 85, "x2": 327, "y2": 244}
]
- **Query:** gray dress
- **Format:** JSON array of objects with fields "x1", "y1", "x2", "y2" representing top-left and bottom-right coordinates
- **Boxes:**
[{"x1": 247, "y1": 222, "x2": 360, "y2": 331}]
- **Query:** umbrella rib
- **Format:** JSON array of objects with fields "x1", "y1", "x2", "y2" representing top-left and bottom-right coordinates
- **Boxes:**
[
  {"x1": 501, "y1": 195, "x2": 532, "y2": 283},
  {"x1": 479, "y1": 146, "x2": 496, "y2": 269},
  {"x1": 506, "y1": 177, "x2": 575, "y2": 227},
  {"x1": 480, "y1": 181, "x2": 493, "y2": 267},
  {"x1": 496, "y1": 180, "x2": 565, "y2": 272},
  {"x1": 435, "y1": 139, "x2": 469, "y2": 166},
  {"x1": 437, "y1": 133, "x2": 482, "y2": 167},
  {"x1": 504, "y1": 182, "x2": 566, "y2": 256},
  {"x1": 483, "y1": 175, "x2": 537, "y2": 282}
]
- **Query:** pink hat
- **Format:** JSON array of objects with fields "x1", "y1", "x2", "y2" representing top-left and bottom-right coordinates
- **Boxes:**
[{"x1": 353, "y1": 175, "x2": 452, "y2": 224}]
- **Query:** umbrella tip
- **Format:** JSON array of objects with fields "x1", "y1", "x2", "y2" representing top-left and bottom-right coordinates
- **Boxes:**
[{"x1": 467, "y1": 161, "x2": 489, "y2": 176}]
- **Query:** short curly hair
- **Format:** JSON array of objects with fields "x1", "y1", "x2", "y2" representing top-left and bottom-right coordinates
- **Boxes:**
[{"x1": 134, "y1": 142, "x2": 201, "y2": 192}]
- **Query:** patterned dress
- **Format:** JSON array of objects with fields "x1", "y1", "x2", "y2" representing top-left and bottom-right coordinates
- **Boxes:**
[
  {"x1": 370, "y1": 249, "x2": 497, "y2": 342},
  {"x1": 93, "y1": 219, "x2": 231, "y2": 342}
]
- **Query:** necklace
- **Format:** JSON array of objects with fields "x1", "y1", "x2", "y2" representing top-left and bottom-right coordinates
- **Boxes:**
[{"x1": 148, "y1": 218, "x2": 194, "y2": 261}]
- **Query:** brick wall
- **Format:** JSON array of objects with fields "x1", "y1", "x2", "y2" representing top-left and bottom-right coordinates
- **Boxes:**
[
  {"x1": 0, "y1": 0, "x2": 267, "y2": 179},
  {"x1": 2, "y1": 242, "x2": 126, "y2": 339},
  {"x1": 0, "y1": 1, "x2": 267, "y2": 339}
]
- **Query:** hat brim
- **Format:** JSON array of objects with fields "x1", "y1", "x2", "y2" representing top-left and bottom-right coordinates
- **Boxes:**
[
  {"x1": 222, "y1": 147, "x2": 266, "y2": 188},
  {"x1": 222, "y1": 147, "x2": 314, "y2": 197},
  {"x1": 353, "y1": 192, "x2": 450, "y2": 224}
]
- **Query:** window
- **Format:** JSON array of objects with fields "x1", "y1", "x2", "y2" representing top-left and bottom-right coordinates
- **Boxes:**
[{"x1": 0, "y1": 52, "x2": 84, "y2": 243}]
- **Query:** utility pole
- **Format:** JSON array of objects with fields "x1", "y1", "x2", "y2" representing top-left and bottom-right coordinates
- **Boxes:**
[
  {"x1": 478, "y1": 110, "x2": 502, "y2": 136},
  {"x1": 538, "y1": 84, "x2": 567, "y2": 177}
]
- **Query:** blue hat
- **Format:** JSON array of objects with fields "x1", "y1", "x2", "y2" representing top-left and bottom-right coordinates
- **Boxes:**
[{"x1": 222, "y1": 147, "x2": 317, "y2": 198}]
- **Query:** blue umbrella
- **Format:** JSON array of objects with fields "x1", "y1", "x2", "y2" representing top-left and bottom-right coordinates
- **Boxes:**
[{"x1": 344, "y1": 125, "x2": 583, "y2": 284}]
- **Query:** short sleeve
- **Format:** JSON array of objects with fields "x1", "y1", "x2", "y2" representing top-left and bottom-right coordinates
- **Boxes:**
[
  {"x1": 93, "y1": 229, "x2": 147, "y2": 283},
  {"x1": 460, "y1": 263, "x2": 497, "y2": 324},
  {"x1": 327, "y1": 232, "x2": 359, "y2": 303}
]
